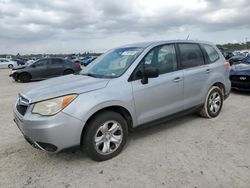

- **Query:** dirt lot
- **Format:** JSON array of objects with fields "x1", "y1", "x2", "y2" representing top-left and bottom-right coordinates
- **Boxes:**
[{"x1": 0, "y1": 68, "x2": 250, "y2": 188}]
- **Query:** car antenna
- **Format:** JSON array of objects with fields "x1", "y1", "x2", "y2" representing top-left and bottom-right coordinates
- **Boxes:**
[{"x1": 186, "y1": 34, "x2": 190, "y2": 40}]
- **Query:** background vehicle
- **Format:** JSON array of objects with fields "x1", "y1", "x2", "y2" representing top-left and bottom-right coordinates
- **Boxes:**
[
  {"x1": 229, "y1": 54, "x2": 247, "y2": 65},
  {"x1": 16, "y1": 59, "x2": 26, "y2": 66},
  {"x1": 230, "y1": 56, "x2": 250, "y2": 91},
  {"x1": 10, "y1": 57, "x2": 81, "y2": 82},
  {"x1": 224, "y1": 51, "x2": 234, "y2": 60},
  {"x1": 13, "y1": 41, "x2": 231, "y2": 161},
  {"x1": 0, "y1": 58, "x2": 18, "y2": 69},
  {"x1": 81, "y1": 56, "x2": 97, "y2": 66}
]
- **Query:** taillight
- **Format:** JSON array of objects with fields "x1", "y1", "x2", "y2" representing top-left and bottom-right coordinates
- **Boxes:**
[
  {"x1": 76, "y1": 63, "x2": 81, "y2": 69},
  {"x1": 224, "y1": 61, "x2": 230, "y2": 70}
]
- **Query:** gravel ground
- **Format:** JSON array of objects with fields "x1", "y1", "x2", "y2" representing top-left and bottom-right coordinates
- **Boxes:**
[{"x1": 0, "y1": 68, "x2": 250, "y2": 188}]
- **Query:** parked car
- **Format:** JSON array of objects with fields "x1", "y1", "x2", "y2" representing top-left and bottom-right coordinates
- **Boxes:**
[
  {"x1": 10, "y1": 58, "x2": 81, "y2": 82},
  {"x1": 0, "y1": 58, "x2": 18, "y2": 69},
  {"x1": 224, "y1": 51, "x2": 234, "y2": 60},
  {"x1": 13, "y1": 40, "x2": 231, "y2": 161},
  {"x1": 81, "y1": 56, "x2": 97, "y2": 66},
  {"x1": 230, "y1": 56, "x2": 250, "y2": 91},
  {"x1": 16, "y1": 59, "x2": 26, "y2": 66},
  {"x1": 229, "y1": 54, "x2": 246, "y2": 65}
]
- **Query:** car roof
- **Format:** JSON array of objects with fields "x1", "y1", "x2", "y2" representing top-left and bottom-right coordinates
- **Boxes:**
[
  {"x1": 119, "y1": 40, "x2": 215, "y2": 49},
  {"x1": 39, "y1": 57, "x2": 65, "y2": 60}
]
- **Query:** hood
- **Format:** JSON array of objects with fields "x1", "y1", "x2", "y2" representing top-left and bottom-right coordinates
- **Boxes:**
[
  {"x1": 230, "y1": 63, "x2": 250, "y2": 75},
  {"x1": 20, "y1": 74, "x2": 110, "y2": 103},
  {"x1": 13, "y1": 65, "x2": 27, "y2": 70}
]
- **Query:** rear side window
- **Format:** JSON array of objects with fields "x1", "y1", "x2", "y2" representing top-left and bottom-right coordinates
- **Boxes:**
[
  {"x1": 51, "y1": 59, "x2": 64, "y2": 65},
  {"x1": 202, "y1": 44, "x2": 220, "y2": 63},
  {"x1": 178, "y1": 43, "x2": 204, "y2": 69}
]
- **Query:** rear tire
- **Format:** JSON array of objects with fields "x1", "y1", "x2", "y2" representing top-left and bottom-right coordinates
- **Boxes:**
[
  {"x1": 19, "y1": 73, "x2": 31, "y2": 83},
  {"x1": 8, "y1": 64, "x2": 13, "y2": 69},
  {"x1": 63, "y1": 69, "x2": 74, "y2": 75},
  {"x1": 83, "y1": 111, "x2": 128, "y2": 161},
  {"x1": 199, "y1": 86, "x2": 223, "y2": 118}
]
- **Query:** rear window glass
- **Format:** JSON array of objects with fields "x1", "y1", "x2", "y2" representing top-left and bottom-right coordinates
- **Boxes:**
[{"x1": 202, "y1": 44, "x2": 220, "y2": 63}]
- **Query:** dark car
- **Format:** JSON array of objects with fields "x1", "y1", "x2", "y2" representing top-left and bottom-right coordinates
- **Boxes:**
[
  {"x1": 10, "y1": 58, "x2": 82, "y2": 82},
  {"x1": 230, "y1": 56, "x2": 250, "y2": 91},
  {"x1": 224, "y1": 51, "x2": 234, "y2": 60},
  {"x1": 228, "y1": 54, "x2": 246, "y2": 65}
]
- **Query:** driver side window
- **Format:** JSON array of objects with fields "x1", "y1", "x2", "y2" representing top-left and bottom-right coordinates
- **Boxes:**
[
  {"x1": 33, "y1": 59, "x2": 48, "y2": 67},
  {"x1": 133, "y1": 44, "x2": 177, "y2": 80}
]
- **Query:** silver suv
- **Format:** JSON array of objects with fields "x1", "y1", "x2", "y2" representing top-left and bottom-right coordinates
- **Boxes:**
[{"x1": 13, "y1": 40, "x2": 231, "y2": 161}]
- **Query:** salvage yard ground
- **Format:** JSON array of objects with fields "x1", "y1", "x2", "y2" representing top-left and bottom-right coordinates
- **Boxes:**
[{"x1": 0, "y1": 68, "x2": 250, "y2": 188}]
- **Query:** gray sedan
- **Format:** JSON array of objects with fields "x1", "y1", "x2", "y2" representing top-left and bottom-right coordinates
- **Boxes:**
[{"x1": 10, "y1": 58, "x2": 82, "y2": 82}]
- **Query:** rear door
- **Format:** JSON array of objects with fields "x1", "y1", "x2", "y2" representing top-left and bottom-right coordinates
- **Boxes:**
[
  {"x1": 177, "y1": 43, "x2": 209, "y2": 109},
  {"x1": 131, "y1": 44, "x2": 184, "y2": 125},
  {"x1": 47, "y1": 58, "x2": 65, "y2": 77}
]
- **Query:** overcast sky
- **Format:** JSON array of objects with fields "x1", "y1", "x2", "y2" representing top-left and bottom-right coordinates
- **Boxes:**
[{"x1": 0, "y1": 0, "x2": 250, "y2": 54}]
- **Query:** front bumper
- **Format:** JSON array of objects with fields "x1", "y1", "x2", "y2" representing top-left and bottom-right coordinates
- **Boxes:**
[
  {"x1": 13, "y1": 104, "x2": 85, "y2": 152},
  {"x1": 231, "y1": 81, "x2": 250, "y2": 92},
  {"x1": 9, "y1": 73, "x2": 18, "y2": 80}
]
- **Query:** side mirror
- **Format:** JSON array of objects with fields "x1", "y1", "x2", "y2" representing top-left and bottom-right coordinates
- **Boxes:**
[{"x1": 141, "y1": 67, "x2": 159, "y2": 84}]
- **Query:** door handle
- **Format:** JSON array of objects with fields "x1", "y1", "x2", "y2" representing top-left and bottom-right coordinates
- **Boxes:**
[
  {"x1": 206, "y1": 69, "x2": 211, "y2": 73},
  {"x1": 173, "y1": 77, "x2": 182, "y2": 82}
]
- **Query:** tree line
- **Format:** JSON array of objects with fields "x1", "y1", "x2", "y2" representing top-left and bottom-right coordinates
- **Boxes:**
[{"x1": 217, "y1": 42, "x2": 250, "y2": 51}]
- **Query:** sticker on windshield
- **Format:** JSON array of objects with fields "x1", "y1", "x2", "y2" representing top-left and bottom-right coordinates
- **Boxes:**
[{"x1": 121, "y1": 51, "x2": 137, "y2": 56}]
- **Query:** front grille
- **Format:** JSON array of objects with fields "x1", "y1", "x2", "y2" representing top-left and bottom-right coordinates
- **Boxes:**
[
  {"x1": 16, "y1": 95, "x2": 30, "y2": 116},
  {"x1": 230, "y1": 75, "x2": 250, "y2": 82}
]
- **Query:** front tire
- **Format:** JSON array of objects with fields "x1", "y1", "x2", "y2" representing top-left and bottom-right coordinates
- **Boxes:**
[
  {"x1": 83, "y1": 111, "x2": 128, "y2": 161},
  {"x1": 8, "y1": 64, "x2": 13, "y2": 69},
  {"x1": 19, "y1": 73, "x2": 31, "y2": 83},
  {"x1": 199, "y1": 86, "x2": 223, "y2": 118}
]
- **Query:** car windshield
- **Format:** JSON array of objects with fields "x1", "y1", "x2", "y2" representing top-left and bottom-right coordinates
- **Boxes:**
[{"x1": 81, "y1": 47, "x2": 144, "y2": 78}]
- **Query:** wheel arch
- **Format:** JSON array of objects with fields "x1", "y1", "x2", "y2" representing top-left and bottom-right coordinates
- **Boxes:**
[
  {"x1": 211, "y1": 82, "x2": 225, "y2": 99},
  {"x1": 63, "y1": 68, "x2": 74, "y2": 74},
  {"x1": 80, "y1": 105, "x2": 134, "y2": 146},
  {"x1": 18, "y1": 72, "x2": 32, "y2": 79},
  {"x1": 8, "y1": 64, "x2": 14, "y2": 68}
]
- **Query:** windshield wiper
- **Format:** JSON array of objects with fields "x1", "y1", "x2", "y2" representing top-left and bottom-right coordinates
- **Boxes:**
[{"x1": 82, "y1": 73, "x2": 98, "y2": 78}]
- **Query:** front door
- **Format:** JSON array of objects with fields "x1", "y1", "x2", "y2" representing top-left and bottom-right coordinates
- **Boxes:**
[
  {"x1": 131, "y1": 44, "x2": 184, "y2": 125},
  {"x1": 29, "y1": 59, "x2": 49, "y2": 79}
]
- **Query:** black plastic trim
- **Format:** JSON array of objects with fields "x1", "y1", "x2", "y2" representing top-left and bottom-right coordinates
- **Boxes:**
[{"x1": 134, "y1": 104, "x2": 203, "y2": 130}]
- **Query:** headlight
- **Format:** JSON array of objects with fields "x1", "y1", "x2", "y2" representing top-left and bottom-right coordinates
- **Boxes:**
[{"x1": 32, "y1": 94, "x2": 78, "y2": 116}]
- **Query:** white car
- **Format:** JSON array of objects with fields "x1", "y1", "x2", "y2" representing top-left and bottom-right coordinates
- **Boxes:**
[{"x1": 0, "y1": 58, "x2": 18, "y2": 69}]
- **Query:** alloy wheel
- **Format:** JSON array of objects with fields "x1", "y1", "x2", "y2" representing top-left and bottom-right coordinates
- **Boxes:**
[{"x1": 94, "y1": 120, "x2": 123, "y2": 155}]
